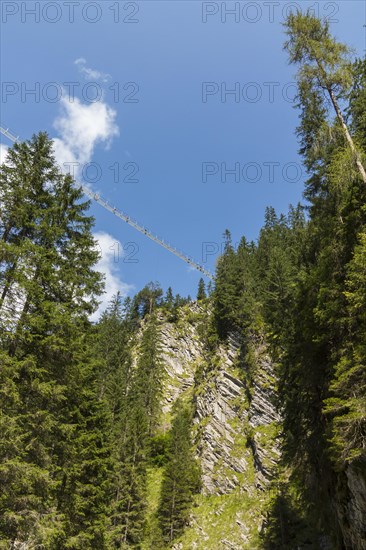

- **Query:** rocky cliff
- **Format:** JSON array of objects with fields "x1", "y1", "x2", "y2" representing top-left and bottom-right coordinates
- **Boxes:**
[
  {"x1": 142, "y1": 303, "x2": 282, "y2": 549},
  {"x1": 335, "y1": 464, "x2": 366, "y2": 550},
  {"x1": 138, "y1": 302, "x2": 366, "y2": 549}
]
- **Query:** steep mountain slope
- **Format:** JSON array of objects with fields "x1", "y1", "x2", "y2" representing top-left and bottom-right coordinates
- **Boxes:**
[
  {"x1": 139, "y1": 303, "x2": 282, "y2": 549},
  {"x1": 136, "y1": 298, "x2": 366, "y2": 549}
]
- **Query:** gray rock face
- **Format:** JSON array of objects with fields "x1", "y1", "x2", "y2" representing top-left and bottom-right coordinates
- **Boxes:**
[
  {"x1": 247, "y1": 340, "x2": 281, "y2": 489},
  {"x1": 195, "y1": 370, "x2": 251, "y2": 494},
  {"x1": 193, "y1": 333, "x2": 281, "y2": 495},
  {"x1": 140, "y1": 306, "x2": 283, "y2": 548},
  {"x1": 156, "y1": 307, "x2": 204, "y2": 430},
  {"x1": 336, "y1": 465, "x2": 366, "y2": 550},
  {"x1": 151, "y1": 306, "x2": 282, "y2": 497}
]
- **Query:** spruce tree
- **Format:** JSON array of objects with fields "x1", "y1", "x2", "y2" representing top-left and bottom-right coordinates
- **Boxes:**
[
  {"x1": 164, "y1": 287, "x2": 174, "y2": 309},
  {"x1": 325, "y1": 231, "x2": 366, "y2": 466},
  {"x1": 157, "y1": 401, "x2": 201, "y2": 544},
  {"x1": 106, "y1": 312, "x2": 164, "y2": 546},
  {"x1": 196, "y1": 278, "x2": 206, "y2": 301},
  {"x1": 135, "y1": 314, "x2": 164, "y2": 437},
  {"x1": 0, "y1": 133, "x2": 112, "y2": 547}
]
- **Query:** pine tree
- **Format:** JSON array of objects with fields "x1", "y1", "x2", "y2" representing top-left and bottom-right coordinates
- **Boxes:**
[
  {"x1": 213, "y1": 230, "x2": 238, "y2": 338},
  {"x1": 133, "y1": 282, "x2": 163, "y2": 318},
  {"x1": 96, "y1": 293, "x2": 133, "y2": 408},
  {"x1": 196, "y1": 278, "x2": 206, "y2": 301},
  {"x1": 165, "y1": 286, "x2": 174, "y2": 304},
  {"x1": 157, "y1": 401, "x2": 201, "y2": 544},
  {"x1": 206, "y1": 280, "x2": 213, "y2": 296},
  {"x1": 135, "y1": 314, "x2": 164, "y2": 437},
  {"x1": 284, "y1": 10, "x2": 366, "y2": 183},
  {"x1": 109, "y1": 393, "x2": 148, "y2": 548},
  {"x1": 347, "y1": 58, "x2": 366, "y2": 151},
  {"x1": 325, "y1": 230, "x2": 366, "y2": 466},
  {"x1": 106, "y1": 312, "x2": 164, "y2": 546},
  {"x1": 214, "y1": 230, "x2": 258, "y2": 338},
  {"x1": 275, "y1": 16, "x2": 366, "y2": 543},
  {"x1": 0, "y1": 133, "x2": 111, "y2": 547}
]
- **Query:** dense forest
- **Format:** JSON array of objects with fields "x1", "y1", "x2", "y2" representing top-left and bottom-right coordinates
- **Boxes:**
[{"x1": 0, "y1": 11, "x2": 365, "y2": 550}]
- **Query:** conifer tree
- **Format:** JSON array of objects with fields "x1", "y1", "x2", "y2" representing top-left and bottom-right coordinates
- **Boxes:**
[
  {"x1": 214, "y1": 230, "x2": 238, "y2": 338},
  {"x1": 164, "y1": 286, "x2": 174, "y2": 310},
  {"x1": 196, "y1": 278, "x2": 206, "y2": 301},
  {"x1": 284, "y1": 10, "x2": 366, "y2": 183},
  {"x1": 109, "y1": 393, "x2": 148, "y2": 548},
  {"x1": 135, "y1": 314, "x2": 164, "y2": 436},
  {"x1": 206, "y1": 280, "x2": 213, "y2": 296},
  {"x1": 325, "y1": 231, "x2": 366, "y2": 466},
  {"x1": 133, "y1": 282, "x2": 163, "y2": 318},
  {"x1": 94, "y1": 294, "x2": 140, "y2": 546},
  {"x1": 276, "y1": 16, "x2": 366, "y2": 542},
  {"x1": 157, "y1": 401, "x2": 201, "y2": 544},
  {"x1": 96, "y1": 292, "x2": 133, "y2": 408},
  {"x1": 0, "y1": 133, "x2": 111, "y2": 547},
  {"x1": 107, "y1": 312, "x2": 164, "y2": 546}
]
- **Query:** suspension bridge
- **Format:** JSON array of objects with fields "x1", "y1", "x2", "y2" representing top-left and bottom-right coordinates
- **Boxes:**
[{"x1": 0, "y1": 125, "x2": 214, "y2": 280}]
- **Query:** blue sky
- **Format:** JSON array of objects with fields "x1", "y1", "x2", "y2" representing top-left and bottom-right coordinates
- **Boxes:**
[{"x1": 1, "y1": 0, "x2": 365, "y2": 313}]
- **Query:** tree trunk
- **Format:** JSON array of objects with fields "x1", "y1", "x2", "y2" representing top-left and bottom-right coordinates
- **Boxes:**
[
  {"x1": 327, "y1": 88, "x2": 366, "y2": 184},
  {"x1": 307, "y1": 38, "x2": 366, "y2": 185},
  {"x1": 0, "y1": 260, "x2": 18, "y2": 309}
]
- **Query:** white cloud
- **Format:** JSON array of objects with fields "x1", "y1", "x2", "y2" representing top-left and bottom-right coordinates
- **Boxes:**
[
  {"x1": 0, "y1": 143, "x2": 9, "y2": 164},
  {"x1": 52, "y1": 95, "x2": 119, "y2": 178},
  {"x1": 74, "y1": 57, "x2": 111, "y2": 83},
  {"x1": 91, "y1": 231, "x2": 133, "y2": 321},
  {"x1": 50, "y1": 72, "x2": 128, "y2": 321}
]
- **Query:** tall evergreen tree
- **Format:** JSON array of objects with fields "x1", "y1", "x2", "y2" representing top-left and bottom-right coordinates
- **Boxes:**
[
  {"x1": 157, "y1": 401, "x2": 201, "y2": 544},
  {"x1": 164, "y1": 287, "x2": 174, "y2": 310},
  {"x1": 0, "y1": 133, "x2": 112, "y2": 547},
  {"x1": 325, "y1": 230, "x2": 366, "y2": 466},
  {"x1": 284, "y1": 10, "x2": 366, "y2": 183},
  {"x1": 196, "y1": 278, "x2": 206, "y2": 301},
  {"x1": 106, "y1": 312, "x2": 164, "y2": 546}
]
